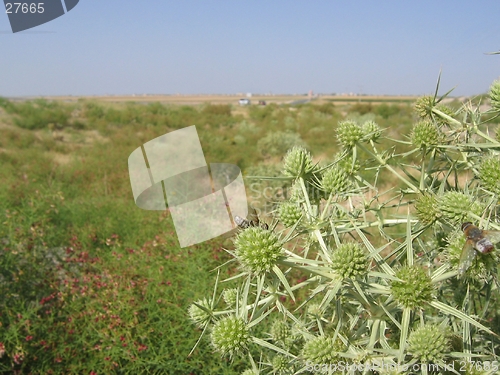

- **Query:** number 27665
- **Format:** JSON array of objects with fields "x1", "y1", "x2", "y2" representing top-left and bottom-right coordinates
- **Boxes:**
[{"x1": 5, "y1": 3, "x2": 45, "y2": 14}]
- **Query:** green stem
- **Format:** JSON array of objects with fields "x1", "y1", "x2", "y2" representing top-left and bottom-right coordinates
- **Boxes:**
[
  {"x1": 298, "y1": 177, "x2": 331, "y2": 261},
  {"x1": 298, "y1": 177, "x2": 313, "y2": 217},
  {"x1": 475, "y1": 128, "x2": 498, "y2": 143},
  {"x1": 432, "y1": 108, "x2": 462, "y2": 126},
  {"x1": 329, "y1": 219, "x2": 419, "y2": 237},
  {"x1": 357, "y1": 143, "x2": 420, "y2": 192},
  {"x1": 420, "y1": 148, "x2": 426, "y2": 191},
  {"x1": 320, "y1": 192, "x2": 333, "y2": 221}
]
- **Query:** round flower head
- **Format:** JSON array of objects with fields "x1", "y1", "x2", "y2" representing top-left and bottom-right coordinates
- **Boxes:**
[
  {"x1": 282, "y1": 146, "x2": 315, "y2": 178},
  {"x1": 489, "y1": 79, "x2": 500, "y2": 111},
  {"x1": 270, "y1": 319, "x2": 292, "y2": 345},
  {"x1": 438, "y1": 191, "x2": 481, "y2": 225},
  {"x1": 336, "y1": 120, "x2": 364, "y2": 148},
  {"x1": 278, "y1": 201, "x2": 302, "y2": 227},
  {"x1": 211, "y1": 316, "x2": 250, "y2": 357},
  {"x1": 408, "y1": 324, "x2": 450, "y2": 363},
  {"x1": 271, "y1": 355, "x2": 293, "y2": 375},
  {"x1": 235, "y1": 226, "x2": 283, "y2": 275},
  {"x1": 321, "y1": 167, "x2": 351, "y2": 196},
  {"x1": 301, "y1": 335, "x2": 345, "y2": 365},
  {"x1": 362, "y1": 120, "x2": 382, "y2": 141},
  {"x1": 222, "y1": 288, "x2": 239, "y2": 308},
  {"x1": 330, "y1": 243, "x2": 368, "y2": 279},
  {"x1": 478, "y1": 156, "x2": 500, "y2": 195},
  {"x1": 411, "y1": 120, "x2": 442, "y2": 149},
  {"x1": 335, "y1": 153, "x2": 360, "y2": 176},
  {"x1": 415, "y1": 193, "x2": 441, "y2": 225},
  {"x1": 414, "y1": 95, "x2": 435, "y2": 119},
  {"x1": 188, "y1": 298, "x2": 212, "y2": 328},
  {"x1": 391, "y1": 266, "x2": 434, "y2": 309}
]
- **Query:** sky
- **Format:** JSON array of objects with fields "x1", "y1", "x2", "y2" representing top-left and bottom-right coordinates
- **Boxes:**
[{"x1": 1, "y1": 1, "x2": 500, "y2": 97}]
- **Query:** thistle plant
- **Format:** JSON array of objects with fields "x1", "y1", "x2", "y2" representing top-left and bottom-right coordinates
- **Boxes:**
[
  {"x1": 490, "y1": 79, "x2": 500, "y2": 110},
  {"x1": 408, "y1": 324, "x2": 450, "y2": 363},
  {"x1": 234, "y1": 227, "x2": 283, "y2": 275},
  {"x1": 336, "y1": 120, "x2": 364, "y2": 148},
  {"x1": 189, "y1": 77, "x2": 500, "y2": 374},
  {"x1": 210, "y1": 316, "x2": 250, "y2": 357},
  {"x1": 477, "y1": 156, "x2": 500, "y2": 194},
  {"x1": 415, "y1": 193, "x2": 441, "y2": 225},
  {"x1": 277, "y1": 201, "x2": 302, "y2": 228},
  {"x1": 330, "y1": 243, "x2": 368, "y2": 280},
  {"x1": 411, "y1": 120, "x2": 443, "y2": 149}
]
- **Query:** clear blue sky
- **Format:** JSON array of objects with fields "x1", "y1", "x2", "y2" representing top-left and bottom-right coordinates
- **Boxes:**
[{"x1": 1, "y1": 1, "x2": 499, "y2": 96}]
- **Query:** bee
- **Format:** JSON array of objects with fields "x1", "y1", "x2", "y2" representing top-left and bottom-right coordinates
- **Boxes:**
[
  {"x1": 234, "y1": 206, "x2": 269, "y2": 230},
  {"x1": 458, "y1": 222, "x2": 500, "y2": 276}
]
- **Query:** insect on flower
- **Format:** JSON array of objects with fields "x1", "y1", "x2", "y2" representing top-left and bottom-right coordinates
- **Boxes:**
[
  {"x1": 458, "y1": 222, "x2": 500, "y2": 276},
  {"x1": 234, "y1": 206, "x2": 269, "y2": 230}
]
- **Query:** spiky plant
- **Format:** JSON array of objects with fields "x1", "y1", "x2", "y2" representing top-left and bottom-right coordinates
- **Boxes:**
[{"x1": 189, "y1": 77, "x2": 500, "y2": 374}]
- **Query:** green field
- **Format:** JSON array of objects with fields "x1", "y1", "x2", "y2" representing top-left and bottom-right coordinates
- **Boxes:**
[{"x1": 1, "y1": 94, "x2": 499, "y2": 374}]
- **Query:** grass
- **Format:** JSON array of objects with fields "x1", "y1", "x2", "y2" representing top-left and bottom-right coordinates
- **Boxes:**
[{"x1": 0, "y1": 89, "x2": 499, "y2": 373}]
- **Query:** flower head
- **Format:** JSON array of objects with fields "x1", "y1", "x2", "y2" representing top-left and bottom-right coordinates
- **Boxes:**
[
  {"x1": 270, "y1": 319, "x2": 292, "y2": 345},
  {"x1": 414, "y1": 95, "x2": 435, "y2": 119},
  {"x1": 278, "y1": 201, "x2": 302, "y2": 227},
  {"x1": 322, "y1": 167, "x2": 351, "y2": 196},
  {"x1": 188, "y1": 298, "x2": 212, "y2": 328},
  {"x1": 211, "y1": 316, "x2": 250, "y2": 357},
  {"x1": 235, "y1": 227, "x2": 283, "y2": 274},
  {"x1": 391, "y1": 266, "x2": 434, "y2": 309},
  {"x1": 408, "y1": 324, "x2": 450, "y2": 363},
  {"x1": 438, "y1": 191, "x2": 481, "y2": 225},
  {"x1": 336, "y1": 120, "x2": 364, "y2": 148},
  {"x1": 282, "y1": 146, "x2": 315, "y2": 178},
  {"x1": 301, "y1": 335, "x2": 345, "y2": 365},
  {"x1": 222, "y1": 288, "x2": 239, "y2": 308},
  {"x1": 271, "y1": 355, "x2": 293, "y2": 375},
  {"x1": 489, "y1": 79, "x2": 500, "y2": 111},
  {"x1": 362, "y1": 120, "x2": 382, "y2": 141},
  {"x1": 331, "y1": 243, "x2": 368, "y2": 279},
  {"x1": 411, "y1": 120, "x2": 442, "y2": 149},
  {"x1": 415, "y1": 193, "x2": 441, "y2": 225},
  {"x1": 477, "y1": 156, "x2": 500, "y2": 195}
]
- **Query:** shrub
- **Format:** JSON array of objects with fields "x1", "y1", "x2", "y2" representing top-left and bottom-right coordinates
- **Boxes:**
[
  {"x1": 202, "y1": 104, "x2": 232, "y2": 116},
  {"x1": 7, "y1": 99, "x2": 71, "y2": 129},
  {"x1": 257, "y1": 131, "x2": 306, "y2": 157}
]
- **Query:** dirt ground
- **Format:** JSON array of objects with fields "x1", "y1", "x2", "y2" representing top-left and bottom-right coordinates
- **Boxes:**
[{"x1": 28, "y1": 94, "x2": 418, "y2": 106}]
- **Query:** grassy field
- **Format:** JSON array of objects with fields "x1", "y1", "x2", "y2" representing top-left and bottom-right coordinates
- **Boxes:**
[{"x1": 0, "y1": 93, "x2": 498, "y2": 374}]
